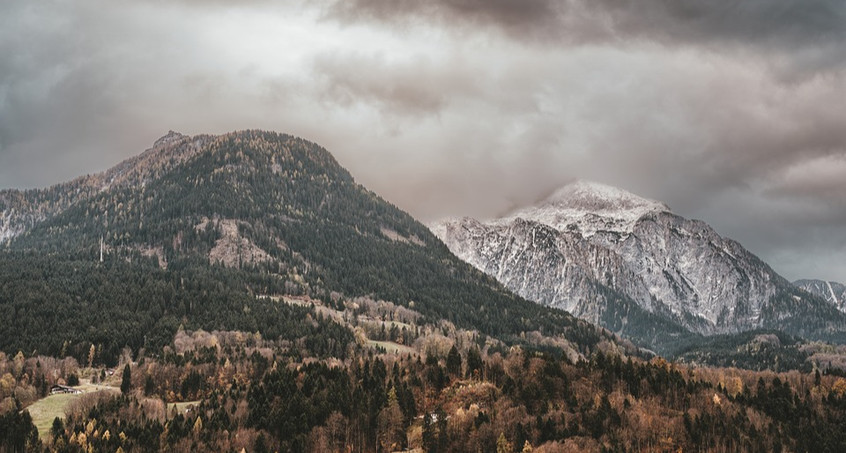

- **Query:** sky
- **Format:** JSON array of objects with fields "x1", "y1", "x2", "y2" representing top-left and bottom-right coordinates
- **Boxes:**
[{"x1": 1, "y1": 0, "x2": 845, "y2": 282}]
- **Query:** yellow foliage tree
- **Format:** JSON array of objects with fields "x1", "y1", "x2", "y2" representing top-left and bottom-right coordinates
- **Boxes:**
[
  {"x1": 88, "y1": 344, "x2": 96, "y2": 368},
  {"x1": 497, "y1": 432, "x2": 513, "y2": 453},
  {"x1": 86, "y1": 419, "x2": 97, "y2": 435},
  {"x1": 13, "y1": 351, "x2": 25, "y2": 376},
  {"x1": 728, "y1": 377, "x2": 744, "y2": 398},
  {"x1": 0, "y1": 373, "x2": 15, "y2": 396}
]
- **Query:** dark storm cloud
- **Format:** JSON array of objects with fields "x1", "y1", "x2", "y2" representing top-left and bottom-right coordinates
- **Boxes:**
[
  {"x1": 328, "y1": 0, "x2": 561, "y2": 40},
  {"x1": 0, "y1": 1, "x2": 181, "y2": 187},
  {"x1": 328, "y1": 0, "x2": 846, "y2": 48},
  {"x1": 327, "y1": 0, "x2": 846, "y2": 78}
]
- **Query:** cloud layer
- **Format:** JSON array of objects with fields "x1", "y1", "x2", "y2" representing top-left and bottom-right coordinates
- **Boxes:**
[{"x1": 1, "y1": 0, "x2": 845, "y2": 281}]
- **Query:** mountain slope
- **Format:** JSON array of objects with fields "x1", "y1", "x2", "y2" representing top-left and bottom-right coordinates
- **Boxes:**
[
  {"x1": 431, "y1": 180, "x2": 846, "y2": 351},
  {"x1": 0, "y1": 131, "x2": 204, "y2": 243},
  {"x1": 795, "y1": 279, "x2": 846, "y2": 312},
  {"x1": 0, "y1": 130, "x2": 617, "y2": 361},
  {"x1": 430, "y1": 216, "x2": 696, "y2": 354}
]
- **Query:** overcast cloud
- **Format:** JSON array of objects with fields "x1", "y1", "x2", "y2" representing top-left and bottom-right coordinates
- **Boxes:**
[{"x1": 1, "y1": 0, "x2": 845, "y2": 282}]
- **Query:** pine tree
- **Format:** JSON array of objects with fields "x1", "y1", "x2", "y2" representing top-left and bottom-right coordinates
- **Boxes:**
[
  {"x1": 121, "y1": 364, "x2": 131, "y2": 394},
  {"x1": 51, "y1": 417, "x2": 64, "y2": 439},
  {"x1": 446, "y1": 345, "x2": 462, "y2": 377},
  {"x1": 466, "y1": 347, "x2": 483, "y2": 379}
]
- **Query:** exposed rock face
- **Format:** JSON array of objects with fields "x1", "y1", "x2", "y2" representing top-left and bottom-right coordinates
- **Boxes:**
[
  {"x1": 432, "y1": 180, "x2": 838, "y2": 341},
  {"x1": 430, "y1": 216, "x2": 654, "y2": 327},
  {"x1": 795, "y1": 279, "x2": 846, "y2": 312},
  {"x1": 206, "y1": 219, "x2": 273, "y2": 268}
]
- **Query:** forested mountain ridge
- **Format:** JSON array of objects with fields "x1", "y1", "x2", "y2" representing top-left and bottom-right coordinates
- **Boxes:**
[
  {"x1": 0, "y1": 131, "x2": 203, "y2": 243},
  {"x1": 0, "y1": 130, "x2": 617, "y2": 364}
]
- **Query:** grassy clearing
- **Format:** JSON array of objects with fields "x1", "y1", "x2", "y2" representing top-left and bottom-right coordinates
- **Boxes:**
[
  {"x1": 27, "y1": 391, "x2": 196, "y2": 440},
  {"x1": 26, "y1": 381, "x2": 119, "y2": 439},
  {"x1": 27, "y1": 393, "x2": 80, "y2": 439},
  {"x1": 366, "y1": 340, "x2": 415, "y2": 355}
]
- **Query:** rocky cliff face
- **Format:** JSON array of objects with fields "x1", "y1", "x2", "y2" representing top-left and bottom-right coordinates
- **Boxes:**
[
  {"x1": 432, "y1": 181, "x2": 843, "y2": 344},
  {"x1": 430, "y1": 216, "x2": 656, "y2": 326}
]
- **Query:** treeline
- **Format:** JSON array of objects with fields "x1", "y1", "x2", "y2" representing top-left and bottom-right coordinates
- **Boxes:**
[
  {"x1": 674, "y1": 330, "x2": 812, "y2": 372},
  {"x1": 0, "y1": 253, "x2": 353, "y2": 366},
  {"x1": 7, "y1": 337, "x2": 846, "y2": 452}
]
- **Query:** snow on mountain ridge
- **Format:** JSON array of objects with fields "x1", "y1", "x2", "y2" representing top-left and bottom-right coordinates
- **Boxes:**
[
  {"x1": 794, "y1": 279, "x2": 846, "y2": 312},
  {"x1": 501, "y1": 180, "x2": 670, "y2": 238}
]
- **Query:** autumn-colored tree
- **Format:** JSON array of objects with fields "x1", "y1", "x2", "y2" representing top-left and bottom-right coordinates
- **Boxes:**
[
  {"x1": 325, "y1": 411, "x2": 348, "y2": 451},
  {"x1": 13, "y1": 351, "x2": 25, "y2": 377},
  {"x1": 833, "y1": 378, "x2": 846, "y2": 397},
  {"x1": 88, "y1": 344, "x2": 96, "y2": 368},
  {"x1": 497, "y1": 432, "x2": 513, "y2": 453}
]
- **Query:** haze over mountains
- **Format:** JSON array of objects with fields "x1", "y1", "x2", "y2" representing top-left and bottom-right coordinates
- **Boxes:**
[{"x1": 432, "y1": 180, "x2": 846, "y2": 353}]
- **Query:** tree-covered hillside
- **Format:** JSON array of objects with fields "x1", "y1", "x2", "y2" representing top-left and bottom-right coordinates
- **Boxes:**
[{"x1": 1, "y1": 130, "x2": 614, "y2": 364}]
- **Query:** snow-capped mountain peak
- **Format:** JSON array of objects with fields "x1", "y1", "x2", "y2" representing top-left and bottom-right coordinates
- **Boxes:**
[
  {"x1": 502, "y1": 180, "x2": 669, "y2": 238},
  {"x1": 430, "y1": 180, "x2": 845, "y2": 351}
]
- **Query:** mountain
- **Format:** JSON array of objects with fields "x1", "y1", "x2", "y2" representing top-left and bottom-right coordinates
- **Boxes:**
[
  {"x1": 0, "y1": 131, "x2": 203, "y2": 243},
  {"x1": 795, "y1": 279, "x2": 846, "y2": 312},
  {"x1": 0, "y1": 130, "x2": 616, "y2": 363},
  {"x1": 9, "y1": 133, "x2": 846, "y2": 453},
  {"x1": 431, "y1": 180, "x2": 846, "y2": 353}
]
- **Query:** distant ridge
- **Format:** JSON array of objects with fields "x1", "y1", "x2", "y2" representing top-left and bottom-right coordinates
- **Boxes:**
[{"x1": 795, "y1": 279, "x2": 846, "y2": 312}]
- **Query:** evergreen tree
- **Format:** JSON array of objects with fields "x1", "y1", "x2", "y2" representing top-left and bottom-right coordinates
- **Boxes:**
[
  {"x1": 446, "y1": 345, "x2": 462, "y2": 377},
  {"x1": 121, "y1": 364, "x2": 132, "y2": 394},
  {"x1": 51, "y1": 417, "x2": 64, "y2": 440},
  {"x1": 466, "y1": 347, "x2": 483, "y2": 379}
]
